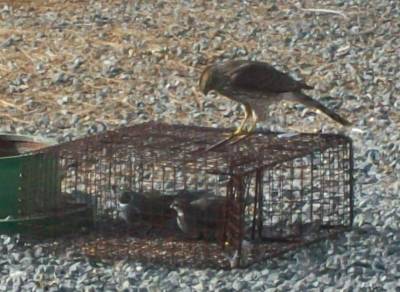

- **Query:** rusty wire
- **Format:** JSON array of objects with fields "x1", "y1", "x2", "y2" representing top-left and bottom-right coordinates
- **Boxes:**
[{"x1": 17, "y1": 122, "x2": 353, "y2": 268}]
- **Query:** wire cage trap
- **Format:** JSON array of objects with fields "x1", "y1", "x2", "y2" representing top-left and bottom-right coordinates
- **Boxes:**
[{"x1": 20, "y1": 122, "x2": 353, "y2": 268}]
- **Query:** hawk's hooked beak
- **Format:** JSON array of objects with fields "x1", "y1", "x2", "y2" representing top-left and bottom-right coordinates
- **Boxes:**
[
  {"x1": 199, "y1": 65, "x2": 214, "y2": 95},
  {"x1": 201, "y1": 85, "x2": 211, "y2": 95},
  {"x1": 198, "y1": 82, "x2": 209, "y2": 95}
]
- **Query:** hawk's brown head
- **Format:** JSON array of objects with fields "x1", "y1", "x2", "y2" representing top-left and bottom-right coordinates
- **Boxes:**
[{"x1": 199, "y1": 65, "x2": 216, "y2": 95}]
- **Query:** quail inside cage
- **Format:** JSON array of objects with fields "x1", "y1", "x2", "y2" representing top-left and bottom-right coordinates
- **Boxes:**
[
  {"x1": 111, "y1": 185, "x2": 227, "y2": 241},
  {"x1": 170, "y1": 191, "x2": 225, "y2": 240},
  {"x1": 112, "y1": 186, "x2": 175, "y2": 228}
]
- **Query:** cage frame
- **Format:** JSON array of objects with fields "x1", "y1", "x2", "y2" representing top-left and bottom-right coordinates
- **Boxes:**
[{"x1": 15, "y1": 122, "x2": 353, "y2": 268}]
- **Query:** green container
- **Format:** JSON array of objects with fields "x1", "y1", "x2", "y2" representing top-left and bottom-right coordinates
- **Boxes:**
[
  {"x1": 0, "y1": 134, "x2": 93, "y2": 235},
  {"x1": 0, "y1": 134, "x2": 55, "y2": 218}
]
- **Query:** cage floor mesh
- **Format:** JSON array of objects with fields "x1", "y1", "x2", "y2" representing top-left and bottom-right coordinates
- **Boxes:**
[{"x1": 40, "y1": 223, "x2": 347, "y2": 269}]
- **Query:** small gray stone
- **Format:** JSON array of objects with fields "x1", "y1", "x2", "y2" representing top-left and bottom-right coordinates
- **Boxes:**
[
  {"x1": 71, "y1": 57, "x2": 84, "y2": 70},
  {"x1": 52, "y1": 72, "x2": 68, "y2": 84},
  {"x1": 192, "y1": 282, "x2": 204, "y2": 292},
  {"x1": 57, "y1": 95, "x2": 70, "y2": 105},
  {"x1": 33, "y1": 247, "x2": 43, "y2": 258},
  {"x1": 232, "y1": 280, "x2": 247, "y2": 291},
  {"x1": 10, "y1": 252, "x2": 23, "y2": 262}
]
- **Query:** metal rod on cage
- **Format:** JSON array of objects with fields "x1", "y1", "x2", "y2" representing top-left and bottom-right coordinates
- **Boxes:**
[
  {"x1": 257, "y1": 169, "x2": 264, "y2": 240},
  {"x1": 331, "y1": 148, "x2": 336, "y2": 224},
  {"x1": 204, "y1": 158, "x2": 209, "y2": 191},
  {"x1": 278, "y1": 166, "x2": 284, "y2": 233},
  {"x1": 161, "y1": 166, "x2": 165, "y2": 194},
  {"x1": 300, "y1": 157, "x2": 304, "y2": 235},
  {"x1": 289, "y1": 159, "x2": 294, "y2": 227},
  {"x1": 173, "y1": 167, "x2": 177, "y2": 192},
  {"x1": 266, "y1": 169, "x2": 273, "y2": 238},
  {"x1": 222, "y1": 176, "x2": 233, "y2": 250},
  {"x1": 151, "y1": 163, "x2": 155, "y2": 191},
  {"x1": 183, "y1": 166, "x2": 187, "y2": 190},
  {"x1": 74, "y1": 156, "x2": 79, "y2": 194},
  {"x1": 138, "y1": 161, "x2": 144, "y2": 193},
  {"x1": 340, "y1": 144, "x2": 346, "y2": 225},
  {"x1": 236, "y1": 175, "x2": 246, "y2": 268},
  {"x1": 128, "y1": 154, "x2": 133, "y2": 190},
  {"x1": 348, "y1": 139, "x2": 354, "y2": 226},
  {"x1": 252, "y1": 169, "x2": 262, "y2": 240},
  {"x1": 320, "y1": 151, "x2": 325, "y2": 224},
  {"x1": 310, "y1": 153, "x2": 314, "y2": 223}
]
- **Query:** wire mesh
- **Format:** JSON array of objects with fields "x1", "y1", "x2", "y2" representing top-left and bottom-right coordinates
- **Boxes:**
[{"x1": 17, "y1": 122, "x2": 353, "y2": 268}]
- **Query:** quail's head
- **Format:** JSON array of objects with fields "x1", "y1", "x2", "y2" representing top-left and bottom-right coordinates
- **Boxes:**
[
  {"x1": 170, "y1": 199, "x2": 184, "y2": 216},
  {"x1": 118, "y1": 191, "x2": 133, "y2": 204}
]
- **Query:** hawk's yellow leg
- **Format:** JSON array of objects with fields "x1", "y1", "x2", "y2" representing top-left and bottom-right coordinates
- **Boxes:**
[
  {"x1": 206, "y1": 104, "x2": 254, "y2": 151},
  {"x1": 247, "y1": 109, "x2": 259, "y2": 133},
  {"x1": 232, "y1": 103, "x2": 253, "y2": 136}
]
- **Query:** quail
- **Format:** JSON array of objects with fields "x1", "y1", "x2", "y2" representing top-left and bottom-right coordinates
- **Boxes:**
[
  {"x1": 170, "y1": 194, "x2": 225, "y2": 240},
  {"x1": 117, "y1": 190, "x2": 140, "y2": 226},
  {"x1": 115, "y1": 187, "x2": 176, "y2": 226}
]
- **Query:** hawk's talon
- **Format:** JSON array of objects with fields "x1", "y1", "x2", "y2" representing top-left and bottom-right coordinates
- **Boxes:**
[
  {"x1": 205, "y1": 104, "x2": 256, "y2": 152},
  {"x1": 206, "y1": 129, "x2": 253, "y2": 152},
  {"x1": 233, "y1": 128, "x2": 248, "y2": 136},
  {"x1": 245, "y1": 123, "x2": 257, "y2": 134}
]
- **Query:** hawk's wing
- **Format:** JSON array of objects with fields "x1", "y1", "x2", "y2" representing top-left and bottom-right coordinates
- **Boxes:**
[{"x1": 227, "y1": 61, "x2": 312, "y2": 93}]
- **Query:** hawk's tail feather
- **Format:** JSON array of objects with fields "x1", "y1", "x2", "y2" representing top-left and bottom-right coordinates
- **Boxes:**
[{"x1": 287, "y1": 92, "x2": 351, "y2": 126}]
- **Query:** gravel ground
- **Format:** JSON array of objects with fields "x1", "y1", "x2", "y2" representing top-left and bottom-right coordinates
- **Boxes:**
[{"x1": 0, "y1": 0, "x2": 399, "y2": 291}]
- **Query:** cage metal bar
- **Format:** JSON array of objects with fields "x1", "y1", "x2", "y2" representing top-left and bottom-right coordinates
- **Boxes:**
[{"x1": 348, "y1": 138, "x2": 354, "y2": 226}]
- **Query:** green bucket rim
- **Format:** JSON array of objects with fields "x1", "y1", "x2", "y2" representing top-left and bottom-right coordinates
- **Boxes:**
[{"x1": 0, "y1": 134, "x2": 56, "y2": 160}]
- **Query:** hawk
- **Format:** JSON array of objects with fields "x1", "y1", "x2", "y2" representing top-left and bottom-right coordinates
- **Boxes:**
[{"x1": 199, "y1": 60, "x2": 351, "y2": 139}]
